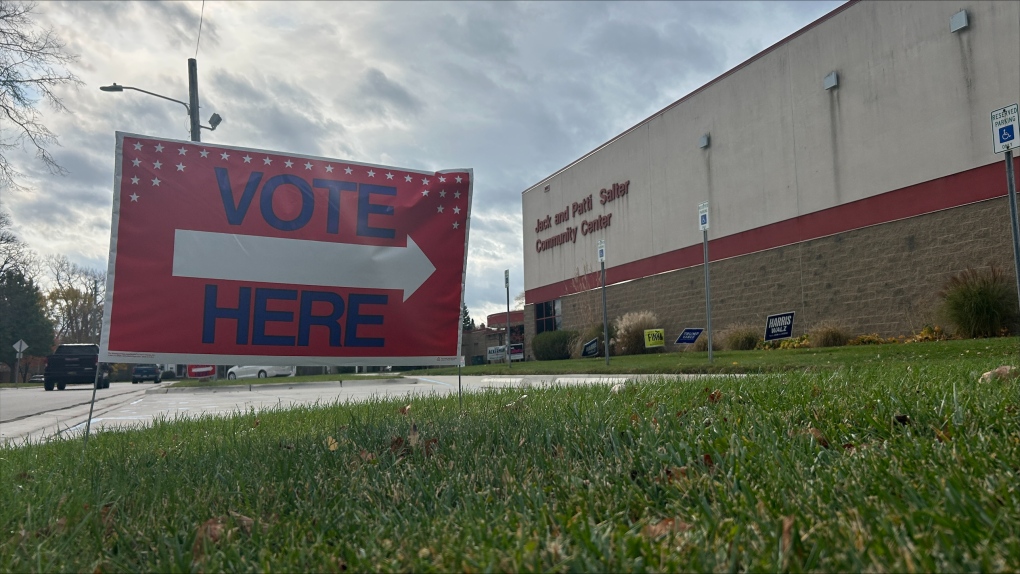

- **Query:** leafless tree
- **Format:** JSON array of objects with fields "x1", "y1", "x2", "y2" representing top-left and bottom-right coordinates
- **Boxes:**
[
  {"x1": 1, "y1": 0, "x2": 82, "y2": 192},
  {"x1": 0, "y1": 209, "x2": 39, "y2": 279},
  {"x1": 45, "y1": 254, "x2": 104, "y2": 344}
]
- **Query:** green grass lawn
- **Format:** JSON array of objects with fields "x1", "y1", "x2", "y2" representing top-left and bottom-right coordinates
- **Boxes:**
[
  {"x1": 414, "y1": 336, "x2": 1020, "y2": 376},
  {"x1": 1, "y1": 339, "x2": 1018, "y2": 571}
]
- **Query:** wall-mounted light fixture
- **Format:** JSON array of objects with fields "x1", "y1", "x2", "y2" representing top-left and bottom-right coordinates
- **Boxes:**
[
  {"x1": 699, "y1": 134, "x2": 710, "y2": 149},
  {"x1": 823, "y1": 71, "x2": 839, "y2": 90},
  {"x1": 543, "y1": 184, "x2": 550, "y2": 192},
  {"x1": 950, "y1": 10, "x2": 969, "y2": 33}
]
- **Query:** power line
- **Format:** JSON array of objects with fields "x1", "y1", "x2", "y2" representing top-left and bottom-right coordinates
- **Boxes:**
[{"x1": 194, "y1": 0, "x2": 205, "y2": 59}]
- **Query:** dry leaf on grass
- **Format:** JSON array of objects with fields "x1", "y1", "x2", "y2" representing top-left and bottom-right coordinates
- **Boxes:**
[
  {"x1": 192, "y1": 517, "x2": 230, "y2": 561},
  {"x1": 424, "y1": 437, "x2": 439, "y2": 457},
  {"x1": 979, "y1": 365, "x2": 1018, "y2": 384},
  {"x1": 399, "y1": 404, "x2": 412, "y2": 415},
  {"x1": 808, "y1": 427, "x2": 830, "y2": 449},
  {"x1": 934, "y1": 423, "x2": 952, "y2": 443},
  {"x1": 707, "y1": 390, "x2": 722, "y2": 404},
  {"x1": 100, "y1": 503, "x2": 115, "y2": 536},
  {"x1": 894, "y1": 414, "x2": 912, "y2": 426},
  {"x1": 610, "y1": 384, "x2": 624, "y2": 394},
  {"x1": 409, "y1": 423, "x2": 419, "y2": 447},
  {"x1": 359, "y1": 449, "x2": 377, "y2": 462},
  {"x1": 642, "y1": 517, "x2": 692, "y2": 539},
  {"x1": 702, "y1": 454, "x2": 714, "y2": 468},
  {"x1": 326, "y1": 436, "x2": 339, "y2": 451},
  {"x1": 252, "y1": 418, "x2": 260, "y2": 428},
  {"x1": 781, "y1": 515, "x2": 795, "y2": 554}
]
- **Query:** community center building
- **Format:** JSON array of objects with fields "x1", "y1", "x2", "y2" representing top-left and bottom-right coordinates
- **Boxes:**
[{"x1": 521, "y1": 0, "x2": 1020, "y2": 353}]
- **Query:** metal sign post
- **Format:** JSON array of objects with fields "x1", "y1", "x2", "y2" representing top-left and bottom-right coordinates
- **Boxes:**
[
  {"x1": 991, "y1": 104, "x2": 1020, "y2": 310},
  {"x1": 699, "y1": 202, "x2": 713, "y2": 364},
  {"x1": 598, "y1": 239, "x2": 609, "y2": 365},
  {"x1": 12, "y1": 340, "x2": 27, "y2": 384},
  {"x1": 505, "y1": 269, "x2": 511, "y2": 369}
]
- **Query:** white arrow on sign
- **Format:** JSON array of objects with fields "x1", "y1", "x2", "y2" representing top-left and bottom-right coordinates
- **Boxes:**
[
  {"x1": 13, "y1": 339, "x2": 28, "y2": 352},
  {"x1": 171, "y1": 230, "x2": 436, "y2": 302}
]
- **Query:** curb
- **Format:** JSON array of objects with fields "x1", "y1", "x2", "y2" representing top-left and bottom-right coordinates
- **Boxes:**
[{"x1": 147, "y1": 378, "x2": 410, "y2": 394}]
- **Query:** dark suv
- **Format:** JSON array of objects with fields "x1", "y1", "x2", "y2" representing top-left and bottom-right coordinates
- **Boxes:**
[{"x1": 131, "y1": 364, "x2": 162, "y2": 384}]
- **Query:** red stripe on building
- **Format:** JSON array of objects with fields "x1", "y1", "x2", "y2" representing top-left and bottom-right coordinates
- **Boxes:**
[{"x1": 526, "y1": 159, "x2": 1014, "y2": 304}]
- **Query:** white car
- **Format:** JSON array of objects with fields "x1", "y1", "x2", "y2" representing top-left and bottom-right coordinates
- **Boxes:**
[{"x1": 226, "y1": 365, "x2": 295, "y2": 380}]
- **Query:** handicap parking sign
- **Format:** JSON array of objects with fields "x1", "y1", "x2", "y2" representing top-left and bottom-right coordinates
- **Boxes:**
[
  {"x1": 1000, "y1": 125, "x2": 1015, "y2": 144},
  {"x1": 991, "y1": 104, "x2": 1019, "y2": 153}
]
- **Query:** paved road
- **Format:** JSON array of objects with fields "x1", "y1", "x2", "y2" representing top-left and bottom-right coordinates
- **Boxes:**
[{"x1": 0, "y1": 373, "x2": 709, "y2": 445}]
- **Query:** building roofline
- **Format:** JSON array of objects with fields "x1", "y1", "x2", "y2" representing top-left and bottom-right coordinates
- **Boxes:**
[{"x1": 522, "y1": 0, "x2": 857, "y2": 195}]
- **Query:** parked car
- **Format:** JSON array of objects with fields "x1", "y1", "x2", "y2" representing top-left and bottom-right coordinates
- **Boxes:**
[
  {"x1": 131, "y1": 364, "x2": 162, "y2": 384},
  {"x1": 29, "y1": 374, "x2": 45, "y2": 383},
  {"x1": 226, "y1": 365, "x2": 295, "y2": 380},
  {"x1": 44, "y1": 343, "x2": 109, "y2": 391}
]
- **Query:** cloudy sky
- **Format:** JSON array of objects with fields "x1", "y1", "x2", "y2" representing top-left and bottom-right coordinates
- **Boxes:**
[{"x1": 3, "y1": 0, "x2": 841, "y2": 323}]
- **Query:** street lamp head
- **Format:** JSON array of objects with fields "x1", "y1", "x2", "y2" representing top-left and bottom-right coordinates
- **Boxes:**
[
  {"x1": 208, "y1": 113, "x2": 222, "y2": 129},
  {"x1": 99, "y1": 83, "x2": 124, "y2": 92}
]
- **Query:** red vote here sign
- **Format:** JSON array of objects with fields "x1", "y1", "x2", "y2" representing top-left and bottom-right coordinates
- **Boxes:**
[{"x1": 100, "y1": 133, "x2": 472, "y2": 366}]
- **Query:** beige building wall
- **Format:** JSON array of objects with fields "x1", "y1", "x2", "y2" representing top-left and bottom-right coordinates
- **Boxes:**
[{"x1": 523, "y1": 1, "x2": 1020, "y2": 295}]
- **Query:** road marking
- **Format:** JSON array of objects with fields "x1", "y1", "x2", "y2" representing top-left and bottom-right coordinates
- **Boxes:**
[{"x1": 130, "y1": 399, "x2": 144, "y2": 405}]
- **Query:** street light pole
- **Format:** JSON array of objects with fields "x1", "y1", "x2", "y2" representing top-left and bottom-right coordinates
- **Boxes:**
[{"x1": 188, "y1": 58, "x2": 201, "y2": 142}]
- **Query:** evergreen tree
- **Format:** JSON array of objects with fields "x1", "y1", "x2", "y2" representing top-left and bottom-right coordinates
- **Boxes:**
[{"x1": 0, "y1": 269, "x2": 54, "y2": 379}]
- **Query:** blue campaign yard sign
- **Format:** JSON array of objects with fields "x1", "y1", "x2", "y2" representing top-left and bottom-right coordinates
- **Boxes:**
[
  {"x1": 675, "y1": 328, "x2": 704, "y2": 345},
  {"x1": 581, "y1": 338, "x2": 599, "y2": 358},
  {"x1": 764, "y1": 312, "x2": 795, "y2": 341}
]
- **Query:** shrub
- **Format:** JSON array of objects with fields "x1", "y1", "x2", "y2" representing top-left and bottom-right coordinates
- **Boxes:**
[
  {"x1": 939, "y1": 267, "x2": 1019, "y2": 338},
  {"x1": 612, "y1": 311, "x2": 662, "y2": 355},
  {"x1": 757, "y1": 334, "x2": 810, "y2": 350},
  {"x1": 687, "y1": 332, "x2": 720, "y2": 352},
  {"x1": 718, "y1": 322, "x2": 761, "y2": 351},
  {"x1": 808, "y1": 320, "x2": 852, "y2": 348},
  {"x1": 905, "y1": 324, "x2": 951, "y2": 343},
  {"x1": 848, "y1": 333, "x2": 898, "y2": 345},
  {"x1": 572, "y1": 323, "x2": 616, "y2": 358},
  {"x1": 531, "y1": 330, "x2": 576, "y2": 361}
]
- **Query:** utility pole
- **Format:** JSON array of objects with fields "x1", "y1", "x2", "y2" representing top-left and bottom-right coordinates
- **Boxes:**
[{"x1": 188, "y1": 58, "x2": 201, "y2": 142}]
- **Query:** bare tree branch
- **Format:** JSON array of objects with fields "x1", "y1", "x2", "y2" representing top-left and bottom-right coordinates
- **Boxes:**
[{"x1": 0, "y1": 0, "x2": 82, "y2": 192}]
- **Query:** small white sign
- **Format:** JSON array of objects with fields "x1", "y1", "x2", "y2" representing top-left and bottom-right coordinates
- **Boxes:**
[
  {"x1": 12, "y1": 339, "x2": 28, "y2": 353},
  {"x1": 504, "y1": 269, "x2": 509, "y2": 288},
  {"x1": 991, "y1": 104, "x2": 1019, "y2": 154},
  {"x1": 597, "y1": 239, "x2": 606, "y2": 263},
  {"x1": 698, "y1": 202, "x2": 709, "y2": 231}
]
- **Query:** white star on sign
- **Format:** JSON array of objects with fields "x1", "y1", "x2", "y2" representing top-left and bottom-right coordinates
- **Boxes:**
[
  {"x1": 151, "y1": 177, "x2": 161, "y2": 186},
  {"x1": 437, "y1": 205, "x2": 444, "y2": 213},
  {"x1": 325, "y1": 165, "x2": 334, "y2": 173},
  {"x1": 453, "y1": 206, "x2": 461, "y2": 214},
  {"x1": 220, "y1": 152, "x2": 230, "y2": 160},
  {"x1": 243, "y1": 155, "x2": 252, "y2": 164},
  {"x1": 455, "y1": 176, "x2": 462, "y2": 183},
  {"x1": 304, "y1": 162, "x2": 313, "y2": 170},
  {"x1": 176, "y1": 163, "x2": 186, "y2": 172},
  {"x1": 131, "y1": 158, "x2": 141, "y2": 167},
  {"x1": 439, "y1": 190, "x2": 446, "y2": 198},
  {"x1": 404, "y1": 175, "x2": 412, "y2": 182},
  {"x1": 421, "y1": 178, "x2": 430, "y2": 185},
  {"x1": 133, "y1": 142, "x2": 142, "y2": 151},
  {"x1": 178, "y1": 147, "x2": 187, "y2": 155},
  {"x1": 154, "y1": 144, "x2": 164, "y2": 153},
  {"x1": 284, "y1": 159, "x2": 293, "y2": 168},
  {"x1": 263, "y1": 157, "x2": 272, "y2": 165},
  {"x1": 130, "y1": 193, "x2": 139, "y2": 202},
  {"x1": 439, "y1": 176, "x2": 446, "y2": 182},
  {"x1": 385, "y1": 172, "x2": 394, "y2": 179},
  {"x1": 421, "y1": 189, "x2": 429, "y2": 197},
  {"x1": 367, "y1": 170, "x2": 376, "y2": 177},
  {"x1": 454, "y1": 191, "x2": 461, "y2": 199},
  {"x1": 344, "y1": 167, "x2": 353, "y2": 175},
  {"x1": 200, "y1": 149, "x2": 209, "y2": 158},
  {"x1": 153, "y1": 160, "x2": 162, "y2": 169},
  {"x1": 131, "y1": 176, "x2": 140, "y2": 185},
  {"x1": 452, "y1": 221, "x2": 460, "y2": 229}
]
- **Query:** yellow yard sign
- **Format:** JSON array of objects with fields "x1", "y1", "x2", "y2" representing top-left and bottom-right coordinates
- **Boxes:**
[{"x1": 644, "y1": 329, "x2": 665, "y2": 348}]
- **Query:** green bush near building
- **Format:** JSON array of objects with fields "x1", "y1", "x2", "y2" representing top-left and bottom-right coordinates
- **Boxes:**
[{"x1": 531, "y1": 330, "x2": 576, "y2": 360}]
